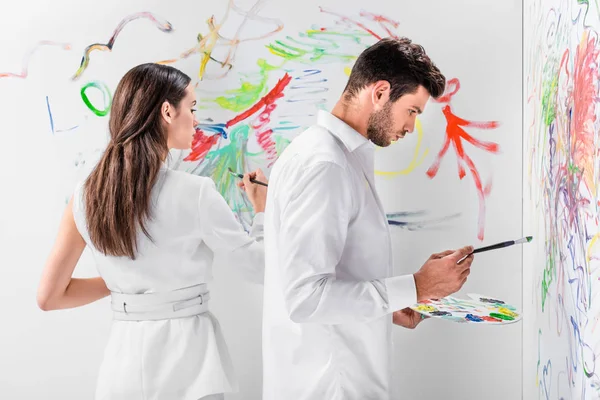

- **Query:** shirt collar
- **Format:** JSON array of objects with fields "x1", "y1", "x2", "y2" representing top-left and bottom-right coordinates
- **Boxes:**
[{"x1": 317, "y1": 109, "x2": 373, "y2": 153}]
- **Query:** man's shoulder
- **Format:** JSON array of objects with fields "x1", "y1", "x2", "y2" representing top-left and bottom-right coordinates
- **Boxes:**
[{"x1": 278, "y1": 124, "x2": 348, "y2": 169}]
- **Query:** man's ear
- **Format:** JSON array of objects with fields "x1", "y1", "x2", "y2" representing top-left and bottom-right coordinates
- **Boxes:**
[{"x1": 372, "y1": 80, "x2": 391, "y2": 109}]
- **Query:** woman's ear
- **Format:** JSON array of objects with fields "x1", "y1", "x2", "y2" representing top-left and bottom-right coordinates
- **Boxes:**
[{"x1": 160, "y1": 101, "x2": 173, "y2": 124}]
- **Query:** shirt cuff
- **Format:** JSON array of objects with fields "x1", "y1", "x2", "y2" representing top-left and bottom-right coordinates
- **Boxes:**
[{"x1": 384, "y1": 274, "x2": 418, "y2": 311}]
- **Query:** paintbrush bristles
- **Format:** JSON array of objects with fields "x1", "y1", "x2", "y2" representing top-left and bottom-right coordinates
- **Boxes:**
[{"x1": 514, "y1": 236, "x2": 533, "y2": 245}]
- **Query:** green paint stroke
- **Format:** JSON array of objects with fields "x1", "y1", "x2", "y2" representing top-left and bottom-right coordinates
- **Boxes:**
[
  {"x1": 204, "y1": 125, "x2": 254, "y2": 213},
  {"x1": 541, "y1": 241, "x2": 556, "y2": 311},
  {"x1": 541, "y1": 73, "x2": 558, "y2": 126},
  {"x1": 212, "y1": 59, "x2": 279, "y2": 112},
  {"x1": 266, "y1": 29, "x2": 369, "y2": 63},
  {"x1": 81, "y1": 81, "x2": 112, "y2": 117},
  {"x1": 274, "y1": 134, "x2": 291, "y2": 156}
]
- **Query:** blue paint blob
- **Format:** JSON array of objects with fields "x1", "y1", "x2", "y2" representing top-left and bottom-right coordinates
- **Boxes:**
[{"x1": 465, "y1": 314, "x2": 483, "y2": 322}]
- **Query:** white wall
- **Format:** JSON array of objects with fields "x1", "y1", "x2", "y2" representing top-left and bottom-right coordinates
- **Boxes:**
[
  {"x1": 524, "y1": 0, "x2": 600, "y2": 399},
  {"x1": 0, "y1": 1, "x2": 522, "y2": 399},
  {"x1": 376, "y1": 2, "x2": 523, "y2": 399}
]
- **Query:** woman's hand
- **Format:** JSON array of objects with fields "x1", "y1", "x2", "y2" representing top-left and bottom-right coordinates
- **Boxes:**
[{"x1": 238, "y1": 168, "x2": 268, "y2": 213}]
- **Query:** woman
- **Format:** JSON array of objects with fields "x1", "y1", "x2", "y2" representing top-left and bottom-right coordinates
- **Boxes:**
[{"x1": 37, "y1": 63, "x2": 267, "y2": 400}]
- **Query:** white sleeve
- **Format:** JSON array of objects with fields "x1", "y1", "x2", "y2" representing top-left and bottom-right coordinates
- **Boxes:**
[
  {"x1": 277, "y1": 160, "x2": 416, "y2": 324},
  {"x1": 198, "y1": 179, "x2": 265, "y2": 284}
]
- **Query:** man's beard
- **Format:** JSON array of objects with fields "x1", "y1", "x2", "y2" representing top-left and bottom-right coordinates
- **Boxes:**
[{"x1": 366, "y1": 102, "x2": 394, "y2": 147}]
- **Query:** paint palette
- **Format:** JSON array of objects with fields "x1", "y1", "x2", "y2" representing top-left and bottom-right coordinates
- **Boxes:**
[{"x1": 409, "y1": 293, "x2": 521, "y2": 324}]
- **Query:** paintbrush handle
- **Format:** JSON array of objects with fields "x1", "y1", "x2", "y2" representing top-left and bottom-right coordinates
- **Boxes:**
[
  {"x1": 250, "y1": 178, "x2": 268, "y2": 187},
  {"x1": 229, "y1": 169, "x2": 269, "y2": 187},
  {"x1": 471, "y1": 240, "x2": 514, "y2": 254}
]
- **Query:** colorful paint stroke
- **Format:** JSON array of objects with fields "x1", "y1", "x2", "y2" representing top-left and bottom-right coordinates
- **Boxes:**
[
  {"x1": 157, "y1": 0, "x2": 283, "y2": 81},
  {"x1": 525, "y1": 0, "x2": 600, "y2": 398},
  {"x1": 10, "y1": 3, "x2": 501, "y2": 239},
  {"x1": 72, "y1": 12, "x2": 174, "y2": 81},
  {"x1": 181, "y1": 6, "x2": 501, "y2": 236},
  {"x1": 410, "y1": 293, "x2": 521, "y2": 325},
  {"x1": 386, "y1": 210, "x2": 461, "y2": 230}
]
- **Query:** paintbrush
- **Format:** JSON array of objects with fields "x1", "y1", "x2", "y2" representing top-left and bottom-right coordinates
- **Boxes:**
[
  {"x1": 471, "y1": 236, "x2": 533, "y2": 255},
  {"x1": 227, "y1": 167, "x2": 268, "y2": 187},
  {"x1": 457, "y1": 236, "x2": 533, "y2": 263}
]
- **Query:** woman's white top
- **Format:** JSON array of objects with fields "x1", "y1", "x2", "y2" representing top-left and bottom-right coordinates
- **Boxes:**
[{"x1": 71, "y1": 163, "x2": 264, "y2": 400}]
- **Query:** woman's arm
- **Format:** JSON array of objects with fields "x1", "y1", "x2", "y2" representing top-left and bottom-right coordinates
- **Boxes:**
[
  {"x1": 199, "y1": 172, "x2": 267, "y2": 284},
  {"x1": 37, "y1": 197, "x2": 110, "y2": 311}
]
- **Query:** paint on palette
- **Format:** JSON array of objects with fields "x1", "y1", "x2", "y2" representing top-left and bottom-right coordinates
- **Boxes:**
[
  {"x1": 410, "y1": 293, "x2": 521, "y2": 324},
  {"x1": 526, "y1": 0, "x2": 600, "y2": 396}
]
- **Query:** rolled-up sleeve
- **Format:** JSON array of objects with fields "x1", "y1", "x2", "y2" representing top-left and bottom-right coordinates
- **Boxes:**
[{"x1": 277, "y1": 160, "x2": 416, "y2": 324}]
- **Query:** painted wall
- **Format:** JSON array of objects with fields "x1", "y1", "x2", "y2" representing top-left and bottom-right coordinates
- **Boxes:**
[
  {"x1": 524, "y1": 0, "x2": 600, "y2": 398},
  {"x1": 0, "y1": 0, "x2": 522, "y2": 398}
]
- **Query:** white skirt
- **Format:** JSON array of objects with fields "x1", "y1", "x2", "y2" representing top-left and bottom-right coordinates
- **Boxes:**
[{"x1": 94, "y1": 312, "x2": 238, "y2": 400}]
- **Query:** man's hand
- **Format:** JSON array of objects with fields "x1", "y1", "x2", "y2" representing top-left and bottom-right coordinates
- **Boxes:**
[
  {"x1": 392, "y1": 308, "x2": 427, "y2": 329},
  {"x1": 413, "y1": 246, "x2": 474, "y2": 302}
]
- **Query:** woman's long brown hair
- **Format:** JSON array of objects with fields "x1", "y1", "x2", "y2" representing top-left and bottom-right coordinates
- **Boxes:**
[{"x1": 84, "y1": 63, "x2": 191, "y2": 259}]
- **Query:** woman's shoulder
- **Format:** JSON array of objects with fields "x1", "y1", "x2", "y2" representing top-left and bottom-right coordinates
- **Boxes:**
[{"x1": 161, "y1": 168, "x2": 215, "y2": 195}]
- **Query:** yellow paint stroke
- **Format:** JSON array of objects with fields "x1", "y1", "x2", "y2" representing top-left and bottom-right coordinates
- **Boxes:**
[
  {"x1": 344, "y1": 66, "x2": 352, "y2": 76},
  {"x1": 587, "y1": 232, "x2": 600, "y2": 262},
  {"x1": 156, "y1": 0, "x2": 283, "y2": 81},
  {"x1": 375, "y1": 118, "x2": 428, "y2": 177}
]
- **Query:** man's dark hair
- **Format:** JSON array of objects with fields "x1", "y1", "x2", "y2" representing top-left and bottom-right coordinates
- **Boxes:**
[{"x1": 343, "y1": 37, "x2": 446, "y2": 102}]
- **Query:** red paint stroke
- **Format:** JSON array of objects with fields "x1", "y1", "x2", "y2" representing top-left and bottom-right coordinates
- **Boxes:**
[
  {"x1": 435, "y1": 78, "x2": 461, "y2": 103},
  {"x1": 247, "y1": 75, "x2": 292, "y2": 165},
  {"x1": 319, "y1": 7, "x2": 382, "y2": 39},
  {"x1": 225, "y1": 73, "x2": 292, "y2": 127},
  {"x1": 426, "y1": 78, "x2": 500, "y2": 241},
  {"x1": 0, "y1": 41, "x2": 71, "y2": 79},
  {"x1": 358, "y1": 10, "x2": 400, "y2": 38},
  {"x1": 319, "y1": 8, "x2": 401, "y2": 40},
  {"x1": 568, "y1": 30, "x2": 599, "y2": 196},
  {"x1": 252, "y1": 104, "x2": 279, "y2": 166},
  {"x1": 184, "y1": 128, "x2": 221, "y2": 162},
  {"x1": 186, "y1": 73, "x2": 292, "y2": 163}
]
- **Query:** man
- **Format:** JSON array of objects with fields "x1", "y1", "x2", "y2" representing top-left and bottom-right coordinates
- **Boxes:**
[{"x1": 262, "y1": 37, "x2": 475, "y2": 400}]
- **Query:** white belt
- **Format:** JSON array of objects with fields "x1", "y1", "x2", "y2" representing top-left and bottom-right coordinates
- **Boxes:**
[{"x1": 110, "y1": 284, "x2": 210, "y2": 321}]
